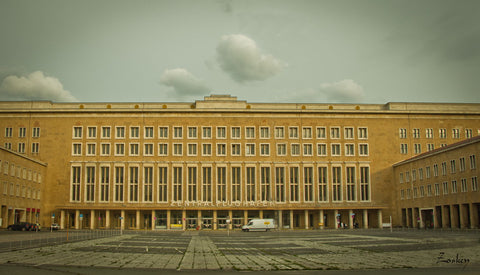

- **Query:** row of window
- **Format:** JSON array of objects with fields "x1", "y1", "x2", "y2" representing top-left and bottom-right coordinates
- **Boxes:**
[
  {"x1": 2, "y1": 181, "x2": 41, "y2": 200},
  {"x1": 70, "y1": 164, "x2": 371, "y2": 204},
  {"x1": 1, "y1": 161, "x2": 43, "y2": 183},
  {"x1": 400, "y1": 177, "x2": 478, "y2": 199},
  {"x1": 399, "y1": 155, "x2": 477, "y2": 183},
  {"x1": 4, "y1": 127, "x2": 40, "y2": 138},
  {"x1": 71, "y1": 142, "x2": 370, "y2": 157},
  {"x1": 399, "y1": 143, "x2": 443, "y2": 155},
  {"x1": 72, "y1": 126, "x2": 369, "y2": 140},
  {"x1": 399, "y1": 128, "x2": 477, "y2": 139},
  {"x1": 3, "y1": 142, "x2": 40, "y2": 154}
]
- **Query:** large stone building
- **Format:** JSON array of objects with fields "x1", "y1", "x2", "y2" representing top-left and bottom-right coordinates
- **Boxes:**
[{"x1": 0, "y1": 95, "x2": 479, "y2": 230}]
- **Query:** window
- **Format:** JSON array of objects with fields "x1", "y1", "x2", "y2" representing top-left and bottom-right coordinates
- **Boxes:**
[
  {"x1": 19, "y1": 127, "x2": 26, "y2": 138},
  {"x1": 289, "y1": 167, "x2": 299, "y2": 202},
  {"x1": 260, "y1": 144, "x2": 270, "y2": 156},
  {"x1": 246, "y1": 127, "x2": 255, "y2": 138},
  {"x1": 427, "y1": 144, "x2": 434, "y2": 151},
  {"x1": 217, "y1": 143, "x2": 226, "y2": 156},
  {"x1": 246, "y1": 167, "x2": 256, "y2": 201},
  {"x1": 71, "y1": 166, "x2": 81, "y2": 202},
  {"x1": 114, "y1": 166, "x2": 124, "y2": 202},
  {"x1": 451, "y1": 180, "x2": 457, "y2": 193},
  {"x1": 231, "y1": 144, "x2": 241, "y2": 156},
  {"x1": 317, "y1": 127, "x2": 326, "y2": 139},
  {"x1": 217, "y1": 127, "x2": 226, "y2": 139},
  {"x1": 426, "y1": 166, "x2": 431, "y2": 178},
  {"x1": 289, "y1": 127, "x2": 298, "y2": 139},
  {"x1": 345, "y1": 144, "x2": 355, "y2": 156},
  {"x1": 173, "y1": 127, "x2": 182, "y2": 138},
  {"x1": 159, "y1": 127, "x2": 168, "y2": 138},
  {"x1": 246, "y1": 144, "x2": 255, "y2": 156},
  {"x1": 452, "y1": 128, "x2": 460, "y2": 139},
  {"x1": 346, "y1": 167, "x2": 356, "y2": 201},
  {"x1": 331, "y1": 144, "x2": 341, "y2": 156},
  {"x1": 116, "y1": 126, "x2": 125, "y2": 138},
  {"x1": 261, "y1": 167, "x2": 271, "y2": 201},
  {"x1": 399, "y1": 128, "x2": 407, "y2": 139},
  {"x1": 145, "y1": 127, "x2": 154, "y2": 138},
  {"x1": 461, "y1": 178, "x2": 467, "y2": 192},
  {"x1": 158, "y1": 143, "x2": 168, "y2": 156},
  {"x1": 359, "y1": 144, "x2": 369, "y2": 156},
  {"x1": 32, "y1": 142, "x2": 39, "y2": 154},
  {"x1": 414, "y1": 144, "x2": 421, "y2": 154},
  {"x1": 332, "y1": 166, "x2": 342, "y2": 201},
  {"x1": 102, "y1": 127, "x2": 111, "y2": 138},
  {"x1": 87, "y1": 143, "x2": 96, "y2": 155},
  {"x1": 401, "y1": 144, "x2": 408, "y2": 154},
  {"x1": 460, "y1": 157, "x2": 466, "y2": 172},
  {"x1": 158, "y1": 167, "x2": 167, "y2": 202},
  {"x1": 73, "y1": 126, "x2": 82, "y2": 138},
  {"x1": 434, "y1": 164, "x2": 439, "y2": 177},
  {"x1": 304, "y1": 167, "x2": 313, "y2": 202},
  {"x1": 470, "y1": 155, "x2": 477, "y2": 169},
  {"x1": 318, "y1": 166, "x2": 328, "y2": 202},
  {"x1": 302, "y1": 127, "x2": 312, "y2": 139},
  {"x1": 129, "y1": 166, "x2": 139, "y2": 202},
  {"x1": 5, "y1": 127, "x2": 12, "y2": 137},
  {"x1": 450, "y1": 160, "x2": 456, "y2": 174},
  {"x1": 426, "y1": 128, "x2": 433, "y2": 139},
  {"x1": 441, "y1": 162, "x2": 447, "y2": 176},
  {"x1": 202, "y1": 143, "x2": 212, "y2": 156},
  {"x1": 277, "y1": 144, "x2": 286, "y2": 156},
  {"x1": 73, "y1": 143, "x2": 82, "y2": 155},
  {"x1": 360, "y1": 167, "x2": 369, "y2": 201},
  {"x1": 427, "y1": 185, "x2": 432, "y2": 196},
  {"x1": 419, "y1": 168, "x2": 424, "y2": 180},
  {"x1": 115, "y1": 143, "x2": 125, "y2": 155},
  {"x1": 173, "y1": 144, "x2": 183, "y2": 156},
  {"x1": 231, "y1": 127, "x2": 240, "y2": 139},
  {"x1": 359, "y1": 127, "x2": 368, "y2": 139},
  {"x1": 100, "y1": 166, "x2": 110, "y2": 202},
  {"x1": 472, "y1": 177, "x2": 478, "y2": 191},
  {"x1": 129, "y1": 143, "x2": 139, "y2": 156},
  {"x1": 260, "y1": 127, "x2": 270, "y2": 138},
  {"x1": 465, "y1": 129, "x2": 473, "y2": 138},
  {"x1": 344, "y1": 127, "x2": 354, "y2": 139},
  {"x1": 188, "y1": 127, "x2": 197, "y2": 139},
  {"x1": 85, "y1": 166, "x2": 95, "y2": 202},
  {"x1": 202, "y1": 127, "x2": 212, "y2": 138},
  {"x1": 231, "y1": 167, "x2": 241, "y2": 202},
  {"x1": 18, "y1": 143, "x2": 25, "y2": 153},
  {"x1": 275, "y1": 167, "x2": 285, "y2": 202},
  {"x1": 88, "y1": 127, "x2": 97, "y2": 138},
  {"x1": 144, "y1": 143, "x2": 154, "y2": 156},
  {"x1": 439, "y1": 128, "x2": 447, "y2": 139},
  {"x1": 188, "y1": 143, "x2": 197, "y2": 156},
  {"x1": 291, "y1": 144, "x2": 300, "y2": 156},
  {"x1": 330, "y1": 127, "x2": 340, "y2": 139},
  {"x1": 32, "y1": 127, "x2": 40, "y2": 138},
  {"x1": 303, "y1": 144, "x2": 313, "y2": 156},
  {"x1": 317, "y1": 144, "x2": 327, "y2": 156},
  {"x1": 216, "y1": 167, "x2": 225, "y2": 202},
  {"x1": 187, "y1": 167, "x2": 197, "y2": 201},
  {"x1": 173, "y1": 167, "x2": 182, "y2": 201},
  {"x1": 435, "y1": 183, "x2": 440, "y2": 196},
  {"x1": 442, "y1": 181, "x2": 448, "y2": 194},
  {"x1": 413, "y1": 128, "x2": 420, "y2": 139},
  {"x1": 275, "y1": 127, "x2": 284, "y2": 139}
]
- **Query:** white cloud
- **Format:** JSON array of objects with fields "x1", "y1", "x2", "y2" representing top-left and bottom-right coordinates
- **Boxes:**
[
  {"x1": 0, "y1": 71, "x2": 77, "y2": 102},
  {"x1": 216, "y1": 34, "x2": 286, "y2": 83},
  {"x1": 160, "y1": 68, "x2": 210, "y2": 96},
  {"x1": 319, "y1": 79, "x2": 365, "y2": 103}
]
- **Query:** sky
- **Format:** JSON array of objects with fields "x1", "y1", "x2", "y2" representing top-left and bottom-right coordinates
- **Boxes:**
[{"x1": 0, "y1": 0, "x2": 479, "y2": 104}]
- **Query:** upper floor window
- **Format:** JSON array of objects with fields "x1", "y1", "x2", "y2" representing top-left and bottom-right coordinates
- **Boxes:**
[
  {"x1": 465, "y1": 129, "x2": 473, "y2": 139},
  {"x1": 102, "y1": 127, "x2": 111, "y2": 138},
  {"x1": 289, "y1": 127, "x2": 298, "y2": 139},
  {"x1": 5, "y1": 127, "x2": 13, "y2": 137},
  {"x1": 330, "y1": 127, "x2": 340, "y2": 139},
  {"x1": 158, "y1": 127, "x2": 168, "y2": 138},
  {"x1": 173, "y1": 127, "x2": 182, "y2": 138},
  {"x1": 412, "y1": 128, "x2": 420, "y2": 139},
  {"x1": 260, "y1": 127, "x2": 270, "y2": 139},
  {"x1": 452, "y1": 128, "x2": 460, "y2": 139},
  {"x1": 439, "y1": 128, "x2": 447, "y2": 138},
  {"x1": 202, "y1": 127, "x2": 212, "y2": 139},
  {"x1": 275, "y1": 127, "x2": 284, "y2": 139},
  {"x1": 32, "y1": 127, "x2": 40, "y2": 138},
  {"x1": 246, "y1": 127, "x2": 255, "y2": 138},
  {"x1": 19, "y1": 127, "x2": 26, "y2": 138},
  {"x1": 145, "y1": 127, "x2": 154, "y2": 138},
  {"x1": 426, "y1": 128, "x2": 433, "y2": 139},
  {"x1": 116, "y1": 126, "x2": 125, "y2": 138},
  {"x1": 399, "y1": 128, "x2": 407, "y2": 139},
  {"x1": 73, "y1": 126, "x2": 82, "y2": 138},
  {"x1": 344, "y1": 127, "x2": 354, "y2": 139},
  {"x1": 217, "y1": 127, "x2": 227, "y2": 139},
  {"x1": 317, "y1": 127, "x2": 326, "y2": 139},
  {"x1": 87, "y1": 127, "x2": 97, "y2": 138},
  {"x1": 130, "y1": 127, "x2": 139, "y2": 138},
  {"x1": 188, "y1": 127, "x2": 197, "y2": 139},
  {"x1": 231, "y1": 127, "x2": 240, "y2": 139},
  {"x1": 302, "y1": 127, "x2": 312, "y2": 139}
]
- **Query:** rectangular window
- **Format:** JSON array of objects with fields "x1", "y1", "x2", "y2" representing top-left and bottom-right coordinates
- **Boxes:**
[
  {"x1": 317, "y1": 127, "x2": 326, "y2": 139},
  {"x1": 32, "y1": 127, "x2": 40, "y2": 138},
  {"x1": 439, "y1": 128, "x2": 447, "y2": 138},
  {"x1": 318, "y1": 166, "x2": 328, "y2": 202},
  {"x1": 159, "y1": 127, "x2": 168, "y2": 138},
  {"x1": 115, "y1": 167, "x2": 124, "y2": 202},
  {"x1": 144, "y1": 167, "x2": 153, "y2": 202},
  {"x1": 73, "y1": 144, "x2": 82, "y2": 155},
  {"x1": 173, "y1": 127, "x2": 183, "y2": 138},
  {"x1": 129, "y1": 127, "x2": 139, "y2": 138},
  {"x1": 231, "y1": 144, "x2": 241, "y2": 156},
  {"x1": 414, "y1": 144, "x2": 421, "y2": 154},
  {"x1": 202, "y1": 127, "x2": 212, "y2": 138},
  {"x1": 330, "y1": 127, "x2": 340, "y2": 139},
  {"x1": 188, "y1": 143, "x2": 197, "y2": 156},
  {"x1": 217, "y1": 127, "x2": 226, "y2": 139},
  {"x1": 289, "y1": 127, "x2": 298, "y2": 139},
  {"x1": 441, "y1": 162, "x2": 447, "y2": 176},
  {"x1": 472, "y1": 177, "x2": 478, "y2": 191},
  {"x1": 261, "y1": 167, "x2": 271, "y2": 201},
  {"x1": 426, "y1": 128, "x2": 433, "y2": 138},
  {"x1": 87, "y1": 143, "x2": 96, "y2": 155},
  {"x1": 173, "y1": 143, "x2": 183, "y2": 156},
  {"x1": 73, "y1": 126, "x2": 82, "y2": 138},
  {"x1": 202, "y1": 143, "x2": 212, "y2": 156},
  {"x1": 427, "y1": 144, "x2": 435, "y2": 151},
  {"x1": 86, "y1": 127, "x2": 96, "y2": 138},
  {"x1": 359, "y1": 127, "x2": 368, "y2": 139},
  {"x1": 465, "y1": 129, "x2": 473, "y2": 138},
  {"x1": 5, "y1": 127, "x2": 13, "y2": 137},
  {"x1": 129, "y1": 143, "x2": 139, "y2": 156},
  {"x1": 401, "y1": 144, "x2": 408, "y2": 154},
  {"x1": 260, "y1": 127, "x2": 270, "y2": 138},
  {"x1": 231, "y1": 167, "x2": 241, "y2": 202},
  {"x1": 246, "y1": 127, "x2": 255, "y2": 138},
  {"x1": 290, "y1": 144, "x2": 300, "y2": 156},
  {"x1": 450, "y1": 159, "x2": 456, "y2": 173},
  {"x1": 399, "y1": 128, "x2": 407, "y2": 139},
  {"x1": 413, "y1": 128, "x2": 420, "y2": 138},
  {"x1": 260, "y1": 144, "x2": 270, "y2": 156},
  {"x1": 275, "y1": 167, "x2": 285, "y2": 202},
  {"x1": 442, "y1": 181, "x2": 448, "y2": 194},
  {"x1": 100, "y1": 166, "x2": 109, "y2": 202},
  {"x1": 187, "y1": 167, "x2": 197, "y2": 201},
  {"x1": 129, "y1": 167, "x2": 138, "y2": 202},
  {"x1": 188, "y1": 127, "x2": 197, "y2": 138},
  {"x1": 217, "y1": 143, "x2": 226, "y2": 156},
  {"x1": 101, "y1": 126, "x2": 110, "y2": 139},
  {"x1": 18, "y1": 127, "x2": 26, "y2": 138},
  {"x1": 18, "y1": 143, "x2": 26, "y2": 153},
  {"x1": 461, "y1": 178, "x2": 467, "y2": 192},
  {"x1": 317, "y1": 144, "x2": 327, "y2": 156},
  {"x1": 345, "y1": 144, "x2": 355, "y2": 156},
  {"x1": 452, "y1": 128, "x2": 460, "y2": 139},
  {"x1": 158, "y1": 143, "x2": 168, "y2": 156},
  {"x1": 144, "y1": 143, "x2": 153, "y2": 156},
  {"x1": 158, "y1": 167, "x2": 167, "y2": 202},
  {"x1": 231, "y1": 127, "x2": 240, "y2": 139},
  {"x1": 246, "y1": 144, "x2": 255, "y2": 156},
  {"x1": 303, "y1": 144, "x2": 313, "y2": 156},
  {"x1": 346, "y1": 167, "x2": 356, "y2": 201},
  {"x1": 71, "y1": 166, "x2": 81, "y2": 202},
  {"x1": 32, "y1": 142, "x2": 39, "y2": 154},
  {"x1": 145, "y1": 126, "x2": 154, "y2": 138},
  {"x1": 246, "y1": 167, "x2": 256, "y2": 201},
  {"x1": 345, "y1": 127, "x2": 354, "y2": 139},
  {"x1": 86, "y1": 166, "x2": 95, "y2": 202},
  {"x1": 302, "y1": 127, "x2": 312, "y2": 139},
  {"x1": 331, "y1": 144, "x2": 341, "y2": 156},
  {"x1": 304, "y1": 167, "x2": 313, "y2": 202},
  {"x1": 470, "y1": 155, "x2": 477, "y2": 169},
  {"x1": 360, "y1": 166, "x2": 370, "y2": 201},
  {"x1": 277, "y1": 144, "x2": 286, "y2": 156},
  {"x1": 359, "y1": 144, "x2": 369, "y2": 156},
  {"x1": 101, "y1": 143, "x2": 110, "y2": 155},
  {"x1": 289, "y1": 167, "x2": 299, "y2": 202},
  {"x1": 434, "y1": 164, "x2": 439, "y2": 177},
  {"x1": 275, "y1": 127, "x2": 284, "y2": 139},
  {"x1": 115, "y1": 126, "x2": 125, "y2": 139},
  {"x1": 460, "y1": 157, "x2": 466, "y2": 172},
  {"x1": 451, "y1": 180, "x2": 458, "y2": 193},
  {"x1": 216, "y1": 167, "x2": 226, "y2": 202},
  {"x1": 332, "y1": 166, "x2": 342, "y2": 201},
  {"x1": 173, "y1": 167, "x2": 182, "y2": 201}
]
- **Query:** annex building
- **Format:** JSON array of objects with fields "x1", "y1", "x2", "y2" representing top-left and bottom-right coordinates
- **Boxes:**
[{"x1": 0, "y1": 95, "x2": 479, "y2": 230}]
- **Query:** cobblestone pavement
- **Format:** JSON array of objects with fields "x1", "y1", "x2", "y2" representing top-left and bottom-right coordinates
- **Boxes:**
[{"x1": 0, "y1": 230, "x2": 479, "y2": 272}]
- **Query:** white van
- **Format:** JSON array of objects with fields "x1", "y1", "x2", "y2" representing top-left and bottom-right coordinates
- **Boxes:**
[{"x1": 242, "y1": 219, "x2": 275, "y2": 232}]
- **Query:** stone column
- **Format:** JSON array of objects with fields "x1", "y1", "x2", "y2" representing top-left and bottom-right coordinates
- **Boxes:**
[
  {"x1": 136, "y1": 210, "x2": 141, "y2": 229},
  {"x1": 1, "y1": 207, "x2": 7, "y2": 229},
  {"x1": 334, "y1": 209, "x2": 339, "y2": 229},
  {"x1": 412, "y1": 208, "x2": 418, "y2": 229},
  {"x1": 244, "y1": 210, "x2": 248, "y2": 225},
  {"x1": 213, "y1": 210, "x2": 217, "y2": 230},
  {"x1": 120, "y1": 210, "x2": 125, "y2": 230},
  {"x1": 304, "y1": 210, "x2": 309, "y2": 229},
  {"x1": 259, "y1": 210, "x2": 263, "y2": 219},
  {"x1": 470, "y1": 203, "x2": 478, "y2": 229},
  {"x1": 451, "y1": 205, "x2": 459, "y2": 228},
  {"x1": 182, "y1": 210, "x2": 186, "y2": 230},
  {"x1": 378, "y1": 209, "x2": 383, "y2": 229},
  {"x1": 105, "y1": 210, "x2": 111, "y2": 229},
  {"x1": 60, "y1": 210, "x2": 65, "y2": 230},
  {"x1": 278, "y1": 210, "x2": 283, "y2": 229},
  {"x1": 289, "y1": 210, "x2": 294, "y2": 230},
  {"x1": 90, "y1": 210, "x2": 95, "y2": 230},
  {"x1": 442, "y1": 206, "x2": 450, "y2": 228},
  {"x1": 75, "y1": 210, "x2": 80, "y2": 230},
  {"x1": 349, "y1": 209, "x2": 354, "y2": 229},
  {"x1": 151, "y1": 210, "x2": 155, "y2": 230},
  {"x1": 228, "y1": 210, "x2": 233, "y2": 230},
  {"x1": 197, "y1": 210, "x2": 202, "y2": 230},
  {"x1": 167, "y1": 210, "x2": 171, "y2": 230},
  {"x1": 319, "y1": 209, "x2": 324, "y2": 229},
  {"x1": 433, "y1": 207, "x2": 440, "y2": 229},
  {"x1": 363, "y1": 209, "x2": 368, "y2": 229},
  {"x1": 459, "y1": 204, "x2": 466, "y2": 229}
]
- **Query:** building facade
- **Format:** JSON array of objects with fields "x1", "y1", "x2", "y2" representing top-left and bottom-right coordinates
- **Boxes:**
[
  {"x1": 0, "y1": 95, "x2": 479, "y2": 230},
  {"x1": 394, "y1": 136, "x2": 480, "y2": 229}
]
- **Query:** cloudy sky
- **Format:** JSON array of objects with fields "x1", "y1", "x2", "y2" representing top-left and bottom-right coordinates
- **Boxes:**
[{"x1": 0, "y1": 0, "x2": 479, "y2": 104}]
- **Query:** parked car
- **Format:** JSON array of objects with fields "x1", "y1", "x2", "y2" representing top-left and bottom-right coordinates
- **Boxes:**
[
  {"x1": 7, "y1": 222, "x2": 32, "y2": 231},
  {"x1": 50, "y1": 223, "x2": 60, "y2": 230}
]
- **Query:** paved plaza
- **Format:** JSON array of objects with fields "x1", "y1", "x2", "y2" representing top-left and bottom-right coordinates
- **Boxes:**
[{"x1": 0, "y1": 229, "x2": 479, "y2": 273}]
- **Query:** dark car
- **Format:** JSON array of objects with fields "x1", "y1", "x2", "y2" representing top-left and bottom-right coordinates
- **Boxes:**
[{"x1": 7, "y1": 222, "x2": 32, "y2": 231}]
